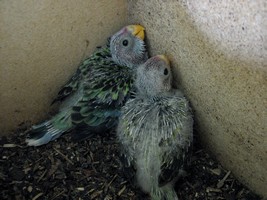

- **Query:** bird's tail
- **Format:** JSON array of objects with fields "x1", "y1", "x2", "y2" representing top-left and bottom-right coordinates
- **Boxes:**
[
  {"x1": 136, "y1": 148, "x2": 179, "y2": 200},
  {"x1": 151, "y1": 184, "x2": 178, "y2": 200},
  {"x1": 25, "y1": 111, "x2": 73, "y2": 146}
]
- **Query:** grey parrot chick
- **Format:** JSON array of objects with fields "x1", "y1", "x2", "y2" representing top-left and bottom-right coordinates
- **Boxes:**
[{"x1": 117, "y1": 55, "x2": 193, "y2": 200}]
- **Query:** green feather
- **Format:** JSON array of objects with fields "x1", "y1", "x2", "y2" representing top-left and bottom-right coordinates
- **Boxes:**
[{"x1": 112, "y1": 92, "x2": 119, "y2": 100}]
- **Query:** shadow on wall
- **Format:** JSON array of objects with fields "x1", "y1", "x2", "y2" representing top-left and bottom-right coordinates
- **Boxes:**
[{"x1": 128, "y1": 0, "x2": 266, "y2": 197}]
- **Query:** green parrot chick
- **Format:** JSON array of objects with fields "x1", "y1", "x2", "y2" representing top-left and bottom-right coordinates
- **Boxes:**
[{"x1": 26, "y1": 25, "x2": 148, "y2": 146}]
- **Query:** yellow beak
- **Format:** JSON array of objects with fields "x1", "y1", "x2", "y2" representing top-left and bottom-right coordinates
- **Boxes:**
[
  {"x1": 126, "y1": 25, "x2": 145, "y2": 40},
  {"x1": 157, "y1": 55, "x2": 170, "y2": 66}
]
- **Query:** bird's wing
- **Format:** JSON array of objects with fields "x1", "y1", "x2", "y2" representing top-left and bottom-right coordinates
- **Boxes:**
[
  {"x1": 116, "y1": 98, "x2": 141, "y2": 182},
  {"x1": 66, "y1": 58, "x2": 134, "y2": 139},
  {"x1": 51, "y1": 43, "x2": 111, "y2": 104},
  {"x1": 158, "y1": 95, "x2": 193, "y2": 186},
  {"x1": 82, "y1": 59, "x2": 135, "y2": 106}
]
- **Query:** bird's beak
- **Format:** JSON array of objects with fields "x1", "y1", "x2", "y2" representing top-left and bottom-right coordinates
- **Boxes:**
[
  {"x1": 127, "y1": 25, "x2": 145, "y2": 40},
  {"x1": 156, "y1": 55, "x2": 170, "y2": 66}
]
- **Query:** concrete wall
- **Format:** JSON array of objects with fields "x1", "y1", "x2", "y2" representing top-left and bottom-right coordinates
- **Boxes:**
[
  {"x1": 0, "y1": 0, "x2": 127, "y2": 133},
  {"x1": 128, "y1": 0, "x2": 266, "y2": 197}
]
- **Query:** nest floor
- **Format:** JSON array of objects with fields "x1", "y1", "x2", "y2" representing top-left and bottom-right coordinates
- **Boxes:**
[{"x1": 0, "y1": 125, "x2": 261, "y2": 200}]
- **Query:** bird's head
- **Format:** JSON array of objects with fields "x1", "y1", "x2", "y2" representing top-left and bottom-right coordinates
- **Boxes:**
[
  {"x1": 110, "y1": 25, "x2": 148, "y2": 68},
  {"x1": 136, "y1": 55, "x2": 172, "y2": 96}
]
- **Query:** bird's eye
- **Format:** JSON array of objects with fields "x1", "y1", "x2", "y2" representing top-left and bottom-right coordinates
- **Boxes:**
[
  {"x1": 164, "y1": 68, "x2": 169, "y2": 75},
  {"x1": 122, "y1": 40, "x2": 128, "y2": 46}
]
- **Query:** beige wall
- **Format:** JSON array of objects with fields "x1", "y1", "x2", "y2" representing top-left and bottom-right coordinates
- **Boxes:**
[
  {"x1": 0, "y1": 0, "x2": 127, "y2": 133},
  {"x1": 128, "y1": 0, "x2": 266, "y2": 197}
]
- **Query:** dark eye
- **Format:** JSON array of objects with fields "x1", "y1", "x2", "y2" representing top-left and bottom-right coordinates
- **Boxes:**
[
  {"x1": 122, "y1": 39, "x2": 128, "y2": 46},
  {"x1": 164, "y1": 68, "x2": 169, "y2": 75}
]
